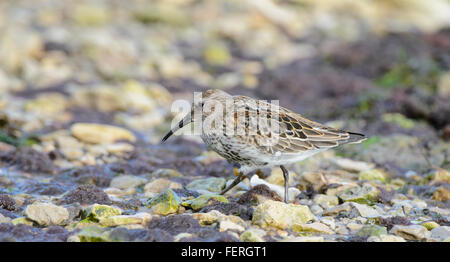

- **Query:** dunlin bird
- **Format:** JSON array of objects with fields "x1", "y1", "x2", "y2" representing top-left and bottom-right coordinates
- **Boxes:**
[{"x1": 162, "y1": 89, "x2": 366, "y2": 203}]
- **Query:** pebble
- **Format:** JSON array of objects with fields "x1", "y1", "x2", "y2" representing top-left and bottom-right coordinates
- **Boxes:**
[
  {"x1": 99, "y1": 213, "x2": 152, "y2": 227},
  {"x1": 367, "y1": 234, "x2": 406, "y2": 242},
  {"x1": 323, "y1": 202, "x2": 352, "y2": 216},
  {"x1": 430, "y1": 226, "x2": 450, "y2": 241},
  {"x1": 82, "y1": 204, "x2": 122, "y2": 222},
  {"x1": 70, "y1": 123, "x2": 136, "y2": 144},
  {"x1": 347, "y1": 222, "x2": 363, "y2": 232},
  {"x1": 0, "y1": 213, "x2": 11, "y2": 223},
  {"x1": 76, "y1": 225, "x2": 111, "y2": 242},
  {"x1": 110, "y1": 175, "x2": 147, "y2": 190},
  {"x1": 350, "y1": 202, "x2": 381, "y2": 218},
  {"x1": 292, "y1": 222, "x2": 334, "y2": 235},
  {"x1": 11, "y1": 217, "x2": 34, "y2": 226},
  {"x1": 313, "y1": 194, "x2": 339, "y2": 209},
  {"x1": 25, "y1": 202, "x2": 70, "y2": 226},
  {"x1": 337, "y1": 184, "x2": 379, "y2": 205},
  {"x1": 252, "y1": 200, "x2": 314, "y2": 229},
  {"x1": 356, "y1": 225, "x2": 387, "y2": 237},
  {"x1": 240, "y1": 228, "x2": 267, "y2": 242},
  {"x1": 143, "y1": 178, "x2": 182, "y2": 194},
  {"x1": 332, "y1": 158, "x2": 374, "y2": 172},
  {"x1": 422, "y1": 221, "x2": 440, "y2": 230},
  {"x1": 283, "y1": 236, "x2": 324, "y2": 242},
  {"x1": 186, "y1": 177, "x2": 226, "y2": 194},
  {"x1": 310, "y1": 204, "x2": 324, "y2": 215},
  {"x1": 219, "y1": 220, "x2": 245, "y2": 233},
  {"x1": 182, "y1": 194, "x2": 228, "y2": 211},
  {"x1": 390, "y1": 225, "x2": 431, "y2": 240},
  {"x1": 358, "y1": 169, "x2": 387, "y2": 183},
  {"x1": 146, "y1": 189, "x2": 181, "y2": 215}
]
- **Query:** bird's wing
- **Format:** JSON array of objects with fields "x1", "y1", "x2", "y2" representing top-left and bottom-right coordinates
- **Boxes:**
[{"x1": 230, "y1": 96, "x2": 365, "y2": 154}]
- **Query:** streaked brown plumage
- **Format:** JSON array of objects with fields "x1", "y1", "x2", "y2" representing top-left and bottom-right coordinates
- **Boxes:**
[{"x1": 162, "y1": 89, "x2": 366, "y2": 203}]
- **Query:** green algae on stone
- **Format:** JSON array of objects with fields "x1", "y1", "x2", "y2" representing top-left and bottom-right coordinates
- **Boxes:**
[
  {"x1": 67, "y1": 218, "x2": 97, "y2": 230},
  {"x1": 337, "y1": 184, "x2": 379, "y2": 205},
  {"x1": 240, "y1": 228, "x2": 266, "y2": 242},
  {"x1": 357, "y1": 225, "x2": 388, "y2": 237},
  {"x1": 186, "y1": 177, "x2": 226, "y2": 193},
  {"x1": 252, "y1": 200, "x2": 314, "y2": 230},
  {"x1": 182, "y1": 194, "x2": 228, "y2": 211},
  {"x1": 82, "y1": 204, "x2": 122, "y2": 222},
  {"x1": 76, "y1": 225, "x2": 111, "y2": 242},
  {"x1": 358, "y1": 169, "x2": 388, "y2": 183},
  {"x1": 203, "y1": 44, "x2": 232, "y2": 66},
  {"x1": 422, "y1": 221, "x2": 440, "y2": 230},
  {"x1": 11, "y1": 217, "x2": 34, "y2": 226},
  {"x1": 99, "y1": 216, "x2": 143, "y2": 227},
  {"x1": 146, "y1": 189, "x2": 181, "y2": 215}
]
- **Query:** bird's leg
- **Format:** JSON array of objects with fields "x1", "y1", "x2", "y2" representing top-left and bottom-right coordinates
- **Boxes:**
[
  {"x1": 220, "y1": 172, "x2": 246, "y2": 195},
  {"x1": 280, "y1": 165, "x2": 289, "y2": 204}
]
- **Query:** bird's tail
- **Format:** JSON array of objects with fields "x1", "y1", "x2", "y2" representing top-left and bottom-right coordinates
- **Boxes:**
[{"x1": 344, "y1": 132, "x2": 367, "y2": 144}]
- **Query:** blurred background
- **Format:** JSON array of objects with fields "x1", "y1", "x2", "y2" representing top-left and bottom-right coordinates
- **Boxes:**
[
  {"x1": 0, "y1": 0, "x2": 449, "y2": 189},
  {"x1": 0, "y1": 0, "x2": 449, "y2": 243}
]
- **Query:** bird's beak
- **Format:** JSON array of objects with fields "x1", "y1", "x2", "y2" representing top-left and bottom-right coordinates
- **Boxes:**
[{"x1": 161, "y1": 112, "x2": 192, "y2": 142}]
